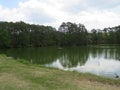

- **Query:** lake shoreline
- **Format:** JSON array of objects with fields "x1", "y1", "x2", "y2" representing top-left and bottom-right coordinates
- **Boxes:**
[{"x1": 0, "y1": 54, "x2": 120, "y2": 90}]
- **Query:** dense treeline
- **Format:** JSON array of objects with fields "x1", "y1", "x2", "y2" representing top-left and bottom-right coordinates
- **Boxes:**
[
  {"x1": 90, "y1": 26, "x2": 120, "y2": 44},
  {"x1": 58, "y1": 22, "x2": 88, "y2": 46},
  {"x1": 0, "y1": 21, "x2": 60, "y2": 48},
  {"x1": 0, "y1": 21, "x2": 120, "y2": 48}
]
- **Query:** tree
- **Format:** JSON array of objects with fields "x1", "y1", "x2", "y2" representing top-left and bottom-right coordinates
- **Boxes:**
[
  {"x1": 58, "y1": 22, "x2": 88, "y2": 46},
  {"x1": 0, "y1": 29, "x2": 11, "y2": 48}
]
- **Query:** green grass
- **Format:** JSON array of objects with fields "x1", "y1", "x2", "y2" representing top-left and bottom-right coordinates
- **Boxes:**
[{"x1": 0, "y1": 54, "x2": 120, "y2": 90}]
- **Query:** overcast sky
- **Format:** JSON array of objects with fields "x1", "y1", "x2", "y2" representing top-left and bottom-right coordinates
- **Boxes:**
[{"x1": 0, "y1": 0, "x2": 120, "y2": 30}]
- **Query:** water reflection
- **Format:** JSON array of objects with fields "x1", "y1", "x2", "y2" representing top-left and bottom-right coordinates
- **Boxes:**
[
  {"x1": 45, "y1": 46, "x2": 120, "y2": 78},
  {"x1": 71, "y1": 59, "x2": 120, "y2": 78},
  {"x1": 1, "y1": 46, "x2": 120, "y2": 78}
]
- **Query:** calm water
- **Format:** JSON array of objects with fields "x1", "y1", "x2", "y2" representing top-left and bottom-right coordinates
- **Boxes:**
[{"x1": 1, "y1": 46, "x2": 120, "y2": 78}]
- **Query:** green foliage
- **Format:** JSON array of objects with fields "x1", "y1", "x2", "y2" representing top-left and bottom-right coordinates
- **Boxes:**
[
  {"x1": 0, "y1": 21, "x2": 60, "y2": 48},
  {"x1": 58, "y1": 22, "x2": 88, "y2": 46},
  {"x1": 0, "y1": 21, "x2": 120, "y2": 48},
  {"x1": 90, "y1": 26, "x2": 120, "y2": 45},
  {"x1": 0, "y1": 29, "x2": 11, "y2": 48}
]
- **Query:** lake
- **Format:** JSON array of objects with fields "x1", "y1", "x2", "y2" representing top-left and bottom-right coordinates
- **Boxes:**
[{"x1": 1, "y1": 46, "x2": 120, "y2": 78}]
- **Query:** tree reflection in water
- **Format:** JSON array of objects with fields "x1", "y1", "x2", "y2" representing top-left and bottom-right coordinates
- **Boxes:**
[{"x1": 1, "y1": 46, "x2": 120, "y2": 78}]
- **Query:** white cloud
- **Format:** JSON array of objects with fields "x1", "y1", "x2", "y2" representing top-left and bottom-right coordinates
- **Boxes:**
[
  {"x1": 75, "y1": 10, "x2": 120, "y2": 30},
  {"x1": 0, "y1": 5, "x2": 26, "y2": 21},
  {"x1": 0, "y1": 0, "x2": 120, "y2": 30}
]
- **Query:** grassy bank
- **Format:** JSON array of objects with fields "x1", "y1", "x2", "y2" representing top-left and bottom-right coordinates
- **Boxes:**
[{"x1": 0, "y1": 54, "x2": 120, "y2": 90}]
